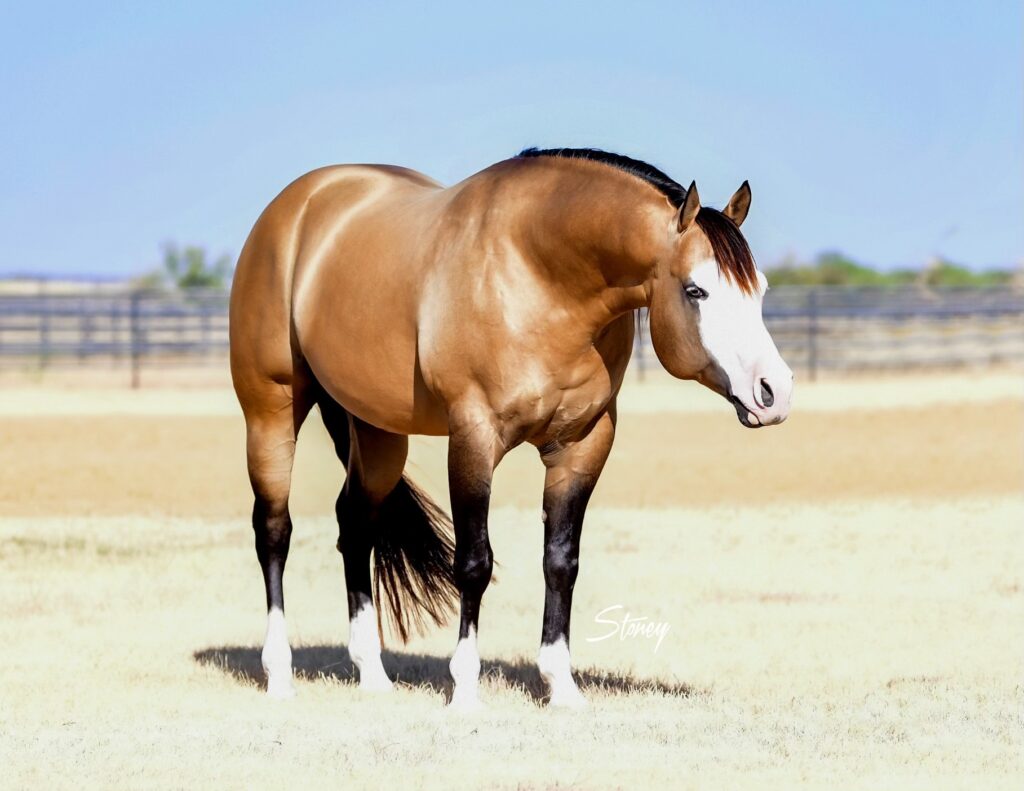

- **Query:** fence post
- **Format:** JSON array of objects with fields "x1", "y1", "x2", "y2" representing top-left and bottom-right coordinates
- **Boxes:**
[
  {"x1": 79, "y1": 304, "x2": 90, "y2": 364},
  {"x1": 130, "y1": 291, "x2": 142, "y2": 389},
  {"x1": 38, "y1": 279, "x2": 50, "y2": 371},
  {"x1": 807, "y1": 288, "x2": 819, "y2": 382},
  {"x1": 201, "y1": 296, "x2": 211, "y2": 358}
]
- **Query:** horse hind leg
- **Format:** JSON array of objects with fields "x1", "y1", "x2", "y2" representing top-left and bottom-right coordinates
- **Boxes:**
[
  {"x1": 240, "y1": 372, "x2": 315, "y2": 699},
  {"x1": 319, "y1": 397, "x2": 394, "y2": 691},
  {"x1": 319, "y1": 394, "x2": 457, "y2": 691}
]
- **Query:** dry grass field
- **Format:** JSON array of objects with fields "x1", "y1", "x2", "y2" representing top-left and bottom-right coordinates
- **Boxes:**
[{"x1": 1, "y1": 372, "x2": 1022, "y2": 789}]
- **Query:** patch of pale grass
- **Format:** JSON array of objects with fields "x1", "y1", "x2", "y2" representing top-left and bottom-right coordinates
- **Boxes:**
[{"x1": 1, "y1": 497, "x2": 1021, "y2": 789}]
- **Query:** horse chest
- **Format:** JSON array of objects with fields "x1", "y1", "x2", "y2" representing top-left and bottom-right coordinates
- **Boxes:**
[
  {"x1": 494, "y1": 326, "x2": 632, "y2": 444},
  {"x1": 500, "y1": 363, "x2": 616, "y2": 444},
  {"x1": 545, "y1": 386, "x2": 610, "y2": 437}
]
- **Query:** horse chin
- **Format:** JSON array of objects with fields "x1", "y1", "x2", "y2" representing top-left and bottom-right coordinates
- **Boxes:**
[
  {"x1": 728, "y1": 395, "x2": 763, "y2": 429},
  {"x1": 696, "y1": 364, "x2": 756, "y2": 427}
]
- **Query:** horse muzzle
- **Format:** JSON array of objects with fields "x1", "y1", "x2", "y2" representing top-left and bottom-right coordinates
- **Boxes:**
[{"x1": 730, "y1": 361, "x2": 793, "y2": 428}]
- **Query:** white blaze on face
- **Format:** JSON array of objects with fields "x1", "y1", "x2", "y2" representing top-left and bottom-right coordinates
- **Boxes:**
[{"x1": 689, "y1": 259, "x2": 793, "y2": 424}]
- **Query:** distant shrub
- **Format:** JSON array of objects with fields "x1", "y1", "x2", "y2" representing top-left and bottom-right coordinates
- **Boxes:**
[
  {"x1": 134, "y1": 243, "x2": 233, "y2": 291},
  {"x1": 765, "y1": 252, "x2": 1014, "y2": 288}
]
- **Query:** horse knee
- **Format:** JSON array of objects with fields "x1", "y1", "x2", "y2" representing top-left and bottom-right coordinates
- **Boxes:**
[
  {"x1": 253, "y1": 499, "x2": 292, "y2": 560},
  {"x1": 455, "y1": 541, "x2": 493, "y2": 595},
  {"x1": 543, "y1": 546, "x2": 579, "y2": 591}
]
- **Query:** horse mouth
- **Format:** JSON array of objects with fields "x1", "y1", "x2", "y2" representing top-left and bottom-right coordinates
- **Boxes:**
[{"x1": 728, "y1": 394, "x2": 763, "y2": 429}]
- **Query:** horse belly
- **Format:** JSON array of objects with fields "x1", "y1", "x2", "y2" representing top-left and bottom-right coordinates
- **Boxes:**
[
  {"x1": 299, "y1": 317, "x2": 446, "y2": 435},
  {"x1": 294, "y1": 282, "x2": 446, "y2": 435}
]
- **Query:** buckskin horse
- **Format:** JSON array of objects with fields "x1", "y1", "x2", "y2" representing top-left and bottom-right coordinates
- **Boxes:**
[{"x1": 229, "y1": 147, "x2": 793, "y2": 708}]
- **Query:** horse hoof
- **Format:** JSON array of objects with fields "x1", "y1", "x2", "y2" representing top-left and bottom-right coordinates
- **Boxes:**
[
  {"x1": 358, "y1": 674, "x2": 394, "y2": 693},
  {"x1": 448, "y1": 691, "x2": 483, "y2": 713},
  {"x1": 548, "y1": 689, "x2": 588, "y2": 710},
  {"x1": 266, "y1": 678, "x2": 296, "y2": 700}
]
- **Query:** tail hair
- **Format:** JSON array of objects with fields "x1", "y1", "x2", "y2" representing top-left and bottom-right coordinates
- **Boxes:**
[{"x1": 373, "y1": 476, "x2": 459, "y2": 643}]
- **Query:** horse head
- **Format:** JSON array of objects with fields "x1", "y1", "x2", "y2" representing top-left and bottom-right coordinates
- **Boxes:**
[{"x1": 648, "y1": 181, "x2": 793, "y2": 427}]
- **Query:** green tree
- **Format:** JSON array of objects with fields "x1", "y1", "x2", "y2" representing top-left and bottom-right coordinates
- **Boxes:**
[
  {"x1": 763, "y1": 251, "x2": 884, "y2": 286},
  {"x1": 922, "y1": 258, "x2": 1014, "y2": 287},
  {"x1": 814, "y1": 251, "x2": 886, "y2": 286},
  {"x1": 159, "y1": 243, "x2": 233, "y2": 290}
]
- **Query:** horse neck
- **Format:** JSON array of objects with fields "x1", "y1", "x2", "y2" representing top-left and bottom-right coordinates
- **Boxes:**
[{"x1": 514, "y1": 164, "x2": 668, "y2": 322}]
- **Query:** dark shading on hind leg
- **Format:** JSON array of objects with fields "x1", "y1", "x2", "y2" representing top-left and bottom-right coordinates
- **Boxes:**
[
  {"x1": 239, "y1": 372, "x2": 315, "y2": 698},
  {"x1": 318, "y1": 393, "x2": 456, "y2": 667}
]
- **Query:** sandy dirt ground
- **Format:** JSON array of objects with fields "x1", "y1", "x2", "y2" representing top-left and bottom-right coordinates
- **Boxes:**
[
  {"x1": 0, "y1": 373, "x2": 1021, "y2": 518},
  {"x1": 0, "y1": 373, "x2": 1022, "y2": 789}
]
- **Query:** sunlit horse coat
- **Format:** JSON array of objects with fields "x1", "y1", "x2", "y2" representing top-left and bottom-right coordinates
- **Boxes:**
[{"x1": 230, "y1": 148, "x2": 792, "y2": 707}]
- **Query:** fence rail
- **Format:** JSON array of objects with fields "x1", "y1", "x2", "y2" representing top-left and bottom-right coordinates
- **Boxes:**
[
  {"x1": 0, "y1": 289, "x2": 229, "y2": 387},
  {"x1": 630, "y1": 286, "x2": 1024, "y2": 380},
  {"x1": 1, "y1": 286, "x2": 1022, "y2": 386}
]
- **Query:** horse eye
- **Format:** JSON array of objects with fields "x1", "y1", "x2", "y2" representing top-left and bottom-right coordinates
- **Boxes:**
[{"x1": 684, "y1": 285, "x2": 707, "y2": 300}]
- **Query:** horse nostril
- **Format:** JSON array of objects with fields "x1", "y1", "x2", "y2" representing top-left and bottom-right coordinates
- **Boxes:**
[{"x1": 760, "y1": 379, "x2": 774, "y2": 408}]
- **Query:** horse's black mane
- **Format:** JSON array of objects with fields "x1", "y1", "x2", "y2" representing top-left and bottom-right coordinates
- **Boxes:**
[
  {"x1": 516, "y1": 147, "x2": 758, "y2": 294},
  {"x1": 517, "y1": 147, "x2": 689, "y2": 208}
]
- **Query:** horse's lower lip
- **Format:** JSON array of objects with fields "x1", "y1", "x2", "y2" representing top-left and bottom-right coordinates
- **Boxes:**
[{"x1": 728, "y1": 394, "x2": 762, "y2": 428}]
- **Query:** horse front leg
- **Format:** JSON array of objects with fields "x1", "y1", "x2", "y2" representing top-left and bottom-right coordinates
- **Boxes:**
[
  {"x1": 446, "y1": 412, "x2": 504, "y2": 710},
  {"x1": 537, "y1": 410, "x2": 615, "y2": 708}
]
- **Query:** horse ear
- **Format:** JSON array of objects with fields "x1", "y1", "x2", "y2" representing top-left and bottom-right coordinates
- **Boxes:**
[
  {"x1": 676, "y1": 181, "x2": 701, "y2": 233},
  {"x1": 723, "y1": 180, "x2": 751, "y2": 227}
]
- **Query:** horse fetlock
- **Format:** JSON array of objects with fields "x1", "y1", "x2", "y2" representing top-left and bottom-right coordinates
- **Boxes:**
[
  {"x1": 348, "y1": 604, "x2": 391, "y2": 691},
  {"x1": 449, "y1": 649, "x2": 483, "y2": 710},
  {"x1": 538, "y1": 638, "x2": 585, "y2": 708},
  {"x1": 262, "y1": 645, "x2": 295, "y2": 699},
  {"x1": 261, "y1": 607, "x2": 293, "y2": 698},
  {"x1": 449, "y1": 628, "x2": 481, "y2": 693}
]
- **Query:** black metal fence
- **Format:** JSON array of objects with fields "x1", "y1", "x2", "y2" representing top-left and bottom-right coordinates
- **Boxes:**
[
  {"x1": 1, "y1": 286, "x2": 1022, "y2": 386},
  {"x1": 0, "y1": 289, "x2": 229, "y2": 387},
  {"x1": 632, "y1": 286, "x2": 1023, "y2": 380},
  {"x1": 767, "y1": 286, "x2": 1023, "y2": 377}
]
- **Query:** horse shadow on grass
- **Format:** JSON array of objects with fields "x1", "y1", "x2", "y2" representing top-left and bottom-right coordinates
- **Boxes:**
[{"x1": 193, "y1": 644, "x2": 696, "y2": 704}]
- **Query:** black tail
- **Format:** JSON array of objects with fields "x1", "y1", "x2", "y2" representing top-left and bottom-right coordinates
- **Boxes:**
[{"x1": 373, "y1": 476, "x2": 459, "y2": 643}]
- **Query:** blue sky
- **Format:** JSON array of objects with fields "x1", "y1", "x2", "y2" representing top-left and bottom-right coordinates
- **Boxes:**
[{"x1": 1, "y1": 1, "x2": 1020, "y2": 276}]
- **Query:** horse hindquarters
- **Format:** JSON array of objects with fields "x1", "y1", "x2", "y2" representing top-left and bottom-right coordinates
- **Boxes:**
[{"x1": 231, "y1": 164, "x2": 344, "y2": 697}]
